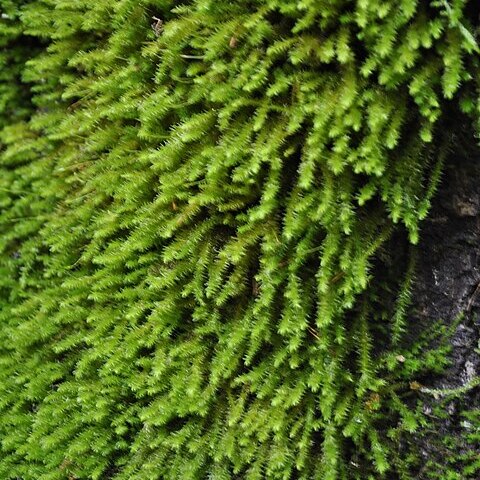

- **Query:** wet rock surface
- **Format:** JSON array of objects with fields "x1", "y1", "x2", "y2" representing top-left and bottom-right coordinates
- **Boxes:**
[{"x1": 409, "y1": 154, "x2": 480, "y2": 477}]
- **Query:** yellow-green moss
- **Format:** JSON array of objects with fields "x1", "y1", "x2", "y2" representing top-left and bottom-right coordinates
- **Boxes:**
[{"x1": 0, "y1": 1, "x2": 479, "y2": 478}]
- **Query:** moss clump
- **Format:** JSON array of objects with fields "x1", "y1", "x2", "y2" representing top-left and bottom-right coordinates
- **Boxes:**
[{"x1": 0, "y1": 1, "x2": 479, "y2": 478}]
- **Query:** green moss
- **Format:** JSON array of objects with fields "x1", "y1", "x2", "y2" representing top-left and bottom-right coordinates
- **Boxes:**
[{"x1": 0, "y1": 0, "x2": 479, "y2": 478}]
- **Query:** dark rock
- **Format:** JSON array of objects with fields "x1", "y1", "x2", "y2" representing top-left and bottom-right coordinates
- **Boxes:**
[{"x1": 408, "y1": 147, "x2": 480, "y2": 478}]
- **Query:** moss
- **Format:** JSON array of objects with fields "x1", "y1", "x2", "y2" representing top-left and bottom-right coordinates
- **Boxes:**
[{"x1": 0, "y1": 0, "x2": 479, "y2": 478}]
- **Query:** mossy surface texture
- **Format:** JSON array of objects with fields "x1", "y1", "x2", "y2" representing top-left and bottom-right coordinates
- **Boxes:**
[{"x1": 0, "y1": 1, "x2": 479, "y2": 479}]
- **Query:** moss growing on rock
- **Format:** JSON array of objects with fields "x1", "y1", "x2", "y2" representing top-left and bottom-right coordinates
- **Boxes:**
[{"x1": 0, "y1": 1, "x2": 479, "y2": 478}]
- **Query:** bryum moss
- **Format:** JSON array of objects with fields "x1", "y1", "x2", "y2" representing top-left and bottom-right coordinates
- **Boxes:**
[{"x1": 0, "y1": 1, "x2": 479, "y2": 478}]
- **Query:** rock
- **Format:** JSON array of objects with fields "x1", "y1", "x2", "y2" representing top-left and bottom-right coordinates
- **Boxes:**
[{"x1": 408, "y1": 146, "x2": 480, "y2": 478}]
